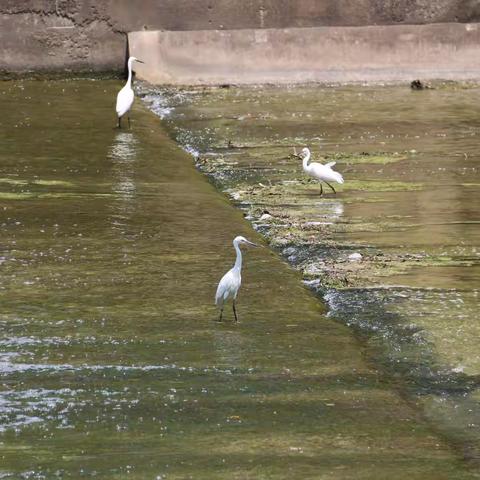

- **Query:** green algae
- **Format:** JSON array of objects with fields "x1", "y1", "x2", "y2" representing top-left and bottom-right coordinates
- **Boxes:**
[
  {"x1": 0, "y1": 177, "x2": 29, "y2": 186},
  {"x1": 0, "y1": 192, "x2": 36, "y2": 200},
  {"x1": 342, "y1": 179, "x2": 424, "y2": 192},
  {"x1": 32, "y1": 179, "x2": 74, "y2": 187},
  {"x1": 323, "y1": 152, "x2": 408, "y2": 165}
]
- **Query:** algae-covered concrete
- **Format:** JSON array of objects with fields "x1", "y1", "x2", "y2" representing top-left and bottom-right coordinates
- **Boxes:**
[
  {"x1": 0, "y1": 79, "x2": 474, "y2": 478},
  {"x1": 141, "y1": 81, "x2": 480, "y2": 463}
]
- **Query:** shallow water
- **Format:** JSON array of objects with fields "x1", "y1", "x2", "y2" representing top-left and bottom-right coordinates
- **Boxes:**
[
  {"x1": 0, "y1": 80, "x2": 476, "y2": 478},
  {"x1": 141, "y1": 83, "x2": 480, "y2": 466}
]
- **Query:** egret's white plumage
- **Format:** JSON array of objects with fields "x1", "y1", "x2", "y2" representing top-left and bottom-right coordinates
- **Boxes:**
[
  {"x1": 215, "y1": 236, "x2": 258, "y2": 322},
  {"x1": 300, "y1": 147, "x2": 344, "y2": 194},
  {"x1": 116, "y1": 56, "x2": 144, "y2": 128}
]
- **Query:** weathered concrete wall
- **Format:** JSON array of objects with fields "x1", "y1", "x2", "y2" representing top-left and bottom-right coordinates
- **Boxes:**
[
  {"x1": 2, "y1": 0, "x2": 480, "y2": 73},
  {"x1": 129, "y1": 23, "x2": 480, "y2": 84}
]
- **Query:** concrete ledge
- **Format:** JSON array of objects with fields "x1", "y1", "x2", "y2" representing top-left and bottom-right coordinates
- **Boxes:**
[{"x1": 129, "y1": 23, "x2": 480, "y2": 84}]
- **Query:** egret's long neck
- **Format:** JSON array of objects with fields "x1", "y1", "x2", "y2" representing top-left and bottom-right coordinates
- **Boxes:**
[
  {"x1": 126, "y1": 60, "x2": 133, "y2": 88},
  {"x1": 233, "y1": 241, "x2": 243, "y2": 271},
  {"x1": 302, "y1": 150, "x2": 311, "y2": 171}
]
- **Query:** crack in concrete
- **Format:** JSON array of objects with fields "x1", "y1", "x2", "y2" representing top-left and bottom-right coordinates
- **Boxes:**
[{"x1": 2, "y1": 4, "x2": 126, "y2": 36}]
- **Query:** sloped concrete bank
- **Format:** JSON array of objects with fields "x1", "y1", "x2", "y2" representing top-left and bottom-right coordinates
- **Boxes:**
[
  {"x1": 139, "y1": 81, "x2": 480, "y2": 465},
  {"x1": 0, "y1": 79, "x2": 475, "y2": 479}
]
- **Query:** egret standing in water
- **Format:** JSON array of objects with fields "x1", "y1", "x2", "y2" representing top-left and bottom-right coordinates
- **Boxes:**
[
  {"x1": 215, "y1": 236, "x2": 259, "y2": 322},
  {"x1": 300, "y1": 147, "x2": 344, "y2": 195},
  {"x1": 115, "y1": 56, "x2": 144, "y2": 129}
]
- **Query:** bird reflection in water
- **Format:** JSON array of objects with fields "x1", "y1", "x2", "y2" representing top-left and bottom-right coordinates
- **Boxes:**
[{"x1": 108, "y1": 131, "x2": 139, "y2": 237}]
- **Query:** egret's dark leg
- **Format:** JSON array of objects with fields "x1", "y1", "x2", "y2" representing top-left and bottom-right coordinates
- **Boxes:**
[
  {"x1": 127, "y1": 115, "x2": 131, "y2": 129},
  {"x1": 232, "y1": 300, "x2": 239, "y2": 323},
  {"x1": 117, "y1": 116, "x2": 121, "y2": 129},
  {"x1": 325, "y1": 181, "x2": 336, "y2": 194},
  {"x1": 217, "y1": 307, "x2": 224, "y2": 322},
  {"x1": 319, "y1": 183, "x2": 323, "y2": 196}
]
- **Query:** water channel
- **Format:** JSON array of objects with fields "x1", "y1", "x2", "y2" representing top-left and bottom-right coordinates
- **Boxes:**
[{"x1": 0, "y1": 80, "x2": 477, "y2": 478}]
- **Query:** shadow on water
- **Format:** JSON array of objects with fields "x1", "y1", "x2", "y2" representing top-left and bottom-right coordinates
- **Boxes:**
[{"x1": 321, "y1": 282, "x2": 480, "y2": 465}]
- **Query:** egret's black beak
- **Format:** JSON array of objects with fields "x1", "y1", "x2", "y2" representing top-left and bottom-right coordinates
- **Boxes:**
[
  {"x1": 136, "y1": 60, "x2": 145, "y2": 64},
  {"x1": 246, "y1": 240, "x2": 260, "y2": 248}
]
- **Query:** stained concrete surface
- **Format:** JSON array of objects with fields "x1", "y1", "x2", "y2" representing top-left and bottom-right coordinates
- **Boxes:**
[
  {"x1": 129, "y1": 23, "x2": 480, "y2": 84},
  {"x1": 2, "y1": 0, "x2": 480, "y2": 73}
]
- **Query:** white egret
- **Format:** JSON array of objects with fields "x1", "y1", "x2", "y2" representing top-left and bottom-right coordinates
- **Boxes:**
[
  {"x1": 300, "y1": 147, "x2": 344, "y2": 195},
  {"x1": 115, "y1": 56, "x2": 144, "y2": 128},
  {"x1": 215, "y1": 236, "x2": 259, "y2": 322}
]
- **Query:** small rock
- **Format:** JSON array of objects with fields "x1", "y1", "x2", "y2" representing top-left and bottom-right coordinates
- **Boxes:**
[
  {"x1": 289, "y1": 446, "x2": 304, "y2": 453},
  {"x1": 259, "y1": 213, "x2": 273, "y2": 221},
  {"x1": 304, "y1": 264, "x2": 323, "y2": 276},
  {"x1": 410, "y1": 79, "x2": 433, "y2": 90},
  {"x1": 348, "y1": 252, "x2": 363, "y2": 261},
  {"x1": 411, "y1": 79, "x2": 424, "y2": 90}
]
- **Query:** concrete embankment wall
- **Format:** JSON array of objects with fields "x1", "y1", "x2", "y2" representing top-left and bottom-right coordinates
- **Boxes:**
[
  {"x1": 2, "y1": 0, "x2": 480, "y2": 74},
  {"x1": 129, "y1": 23, "x2": 480, "y2": 84}
]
